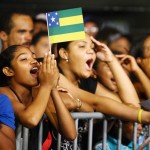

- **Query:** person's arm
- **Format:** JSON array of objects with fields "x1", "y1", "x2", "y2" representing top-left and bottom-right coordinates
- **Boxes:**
[
  {"x1": 118, "y1": 54, "x2": 150, "y2": 99},
  {"x1": 91, "y1": 37, "x2": 140, "y2": 107},
  {"x1": 45, "y1": 87, "x2": 93, "y2": 140},
  {"x1": 95, "y1": 82, "x2": 121, "y2": 103},
  {"x1": 0, "y1": 123, "x2": 15, "y2": 150},
  {"x1": 56, "y1": 86, "x2": 94, "y2": 112},
  {"x1": 59, "y1": 73, "x2": 150, "y2": 124},
  {"x1": 50, "y1": 89, "x2": 76, "y2": 140},
  {"x1": 137, "y1": 57, "x2": 150, "y2": 79}
]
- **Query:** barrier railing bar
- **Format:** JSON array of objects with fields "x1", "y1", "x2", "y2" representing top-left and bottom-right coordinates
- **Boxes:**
[
  {"x1": 133, "y1": 123, "x2": 138, "y2": 150},
  {"x1": 117, "y1": 120, "x2": 122, "y2": 150},
  {"x1": 16, "y1": 124, "x2": 23, "y2": 150},
  {"x1": 88, "y1": 118, "x2": 93, "y2": 150},
  {"x1": 57, "y1": 133, "x2": 61, "y2": 150},
  {"x1": 22, "y1": 127, "x2": 29, "y2": 150},
  {"x1": 38, "y1": 120, "x2": 43, "y2": 150},
  {"x1": 71, "y1": 112, "x2": 105, "y2": 119},
  {"x1": 73, "y1": 118, "x2": 79, "y2": 150},
  {"x1": 16, "y1": 112, "x2": 150, "y2": 150},
  {"x1": 102, "y1": 119, "x2": 107, "y2": 150}
]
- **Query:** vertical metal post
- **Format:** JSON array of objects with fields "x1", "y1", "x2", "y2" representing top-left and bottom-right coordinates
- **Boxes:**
[
  {"x1": 133, "y1": 122, "x2": 137, "y2": 150},
  {"x1": 57, "y1": 133, "x2": 61, "y2": 150},
  {"x1": 88, "y1": 118, "x2": 93, "y2": 150},
  {"x1": 16, "y1": 124, "x2": 23, "y2": 150},
  {"x1": 102, "y1": 119, "x2": 107, "y2": 150},
  {"x1": 73, "y1": 118, "x2": 79, "y2": 150},
  {"x1": 22, "y1": 127, "x2": 29, "y2": 150},
  {"x1": 38, "y1": 120, "x2": 43, "y2": 150},
  {"x1": 117, "y1": 120, "x2": 122, "y2": 150}
]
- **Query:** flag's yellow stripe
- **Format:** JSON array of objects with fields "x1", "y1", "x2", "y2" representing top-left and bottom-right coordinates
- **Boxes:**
[
  {"x1": 59, "y1": 15, "x2": 83, "y2": 26},
  {"x1": 49, "y1": 31, "x2": 85, "y2": 44}
]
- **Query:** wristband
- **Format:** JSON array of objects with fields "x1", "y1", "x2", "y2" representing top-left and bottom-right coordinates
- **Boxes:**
[{"x1": 138, "y1": 109, "x2": 143, "y2": 124}]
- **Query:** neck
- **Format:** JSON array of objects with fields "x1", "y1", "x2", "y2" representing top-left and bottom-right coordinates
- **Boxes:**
[
  {"x1": 1, "y1": 42, "x2": 8, "y2": 52},
  {"x1": 59, "y1": 62, "x2": 79, "y2": 87},
  {"x1": 9, "y1": 83, "x2": 32, "y2": 106}
]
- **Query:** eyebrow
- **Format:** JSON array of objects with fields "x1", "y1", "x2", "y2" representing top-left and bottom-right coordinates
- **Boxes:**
[
  {"x1": 16, "y1": 52, "x2": 28, "y2": 59},
  {"x1": 16, "y1": 51, "x2": 34, "y2": 59}
]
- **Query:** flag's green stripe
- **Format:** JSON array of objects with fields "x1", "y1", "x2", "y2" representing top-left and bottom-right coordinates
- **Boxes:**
[
  {"x1": 49, "y1": 24, "x2": 84, "y2": 36},
  {"x1": 58, "y1": 7, "x2": 82, "y2": 18},
  {"x1": 49, "y1": 31, "x2": 85, "y2": 44}
]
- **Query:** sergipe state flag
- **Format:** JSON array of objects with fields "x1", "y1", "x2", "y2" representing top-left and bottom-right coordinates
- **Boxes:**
[{"x1": 46, "y1": 7, "x2": 85, "y2": 44}]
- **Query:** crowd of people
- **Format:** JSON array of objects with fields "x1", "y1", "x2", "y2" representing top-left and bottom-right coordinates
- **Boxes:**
[{"x1": 0, "y1": 10, "x2": 150, "y2": 150}]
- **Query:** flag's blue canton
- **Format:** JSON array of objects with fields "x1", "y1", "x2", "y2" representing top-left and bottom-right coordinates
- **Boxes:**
[{"x1": 47, "y1": 11, "x2": 60, "y2": 28}]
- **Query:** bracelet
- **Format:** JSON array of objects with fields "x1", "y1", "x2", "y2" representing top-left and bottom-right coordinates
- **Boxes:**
[
  {"x1": 138, "y1": 109, "x2": 143, "y2": 124},
  {"x1": 75, "y1": 98, "x2": 82, "y2": 110}
]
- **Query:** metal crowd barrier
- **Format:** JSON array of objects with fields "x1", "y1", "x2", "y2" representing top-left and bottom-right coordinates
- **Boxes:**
[{"x1": 16, "y1": 112, "x2": 150, "y2": 150}]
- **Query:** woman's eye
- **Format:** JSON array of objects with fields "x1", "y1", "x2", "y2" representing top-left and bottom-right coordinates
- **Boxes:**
[
  {"x1": 21, "y1": 58, "x2": 27, "y2": 61},
  {"x1": 79, "y1": 45, "x2": 85, "y2": 48}
]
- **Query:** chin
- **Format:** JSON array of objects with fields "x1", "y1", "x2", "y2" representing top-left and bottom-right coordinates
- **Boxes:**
[
  {"x1": 82, "y1": 73, "x2": 91, "y2": 79},
  {"x1": 32, "y1": 81, "x2": 39, "y2": 87},
  {"x1": 113, "y1": 88, "x2": 118, "y2": 93}
]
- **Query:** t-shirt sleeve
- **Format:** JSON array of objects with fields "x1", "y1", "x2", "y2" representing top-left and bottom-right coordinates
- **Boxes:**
[{"x1": 0, "y1": 94, "x2": 15, "y2": 130}]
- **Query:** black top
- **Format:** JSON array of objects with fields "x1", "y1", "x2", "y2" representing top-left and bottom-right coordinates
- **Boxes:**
[{"x1": 79, "y1": 77, "x2": 97, "y2": 94}]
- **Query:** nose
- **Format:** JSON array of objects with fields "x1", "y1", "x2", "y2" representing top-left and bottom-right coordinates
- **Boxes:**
[
  {"x1": 31, "y1": 58, "x2": 38, "y2": 65},
  {"x1": 25, "y1": 32, "x2": 33, "y2": 42},
  {"x1": 87, "y1": 47, "x2": 94, "y2": 54}
]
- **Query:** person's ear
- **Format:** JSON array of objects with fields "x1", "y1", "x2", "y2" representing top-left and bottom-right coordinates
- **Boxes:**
[
  {"x1": 0, "y1": 31, "x2": 8, "y2": 42},
  {"x1": 59, "y1": 48, "x2": 68, "y2": 60},
  {"x1": 2, "y1": 67, "x2": 14, "y2": 77}
]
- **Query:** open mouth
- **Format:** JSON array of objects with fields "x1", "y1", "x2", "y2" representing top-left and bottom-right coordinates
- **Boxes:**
[
  {"x1": 23, "y1": 42, "x2": 31, "y2": 47},
  {"x1": 86, "y1": 58, "x2": 94, "y2": 70},
  {"x1": 30, "y1": 67, "x2": 39, "y2": 77}
]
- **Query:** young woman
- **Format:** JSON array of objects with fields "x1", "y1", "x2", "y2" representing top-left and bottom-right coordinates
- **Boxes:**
[
  {"x1": 56, "y1": 34, "x2": 139, "y2": 106},
  {"x1": 0, "y1": 45, "x2": 76, "y2": 149}
]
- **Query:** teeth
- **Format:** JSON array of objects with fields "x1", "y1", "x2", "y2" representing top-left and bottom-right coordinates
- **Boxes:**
[
  {"x1": 32, "y1": 67, "x2": 38, "y2": 70},
  {"x1": 30, "y1": 67, "x2": 38, "y2": 74}
]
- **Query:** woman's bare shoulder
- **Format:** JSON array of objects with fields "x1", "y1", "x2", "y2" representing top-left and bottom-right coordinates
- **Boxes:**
[{"x1": 0, "y1": 86, "x2": 18, "y2": 102}]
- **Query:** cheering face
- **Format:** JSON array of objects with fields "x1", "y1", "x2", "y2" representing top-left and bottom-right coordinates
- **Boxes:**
[
  {"x1": 66, "y1": 34, "x2": 96, "y2": 79},
  {"x1": 95, "y1": 61, "x2": 118, "y2": 92},
  {"x1": 109, "y1": 37, "x2": 131, "y2": 54},
  {"x1": 10, "y1": 46, "x2": 40, "y2": 87},
  {"x1": 7, "y1": 14, "x2": 34, "y2": 47}
]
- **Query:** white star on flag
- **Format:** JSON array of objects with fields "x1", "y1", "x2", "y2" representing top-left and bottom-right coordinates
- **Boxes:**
[{"x1": 51, "y1": 16, "x2": 55, "y2": 22}]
